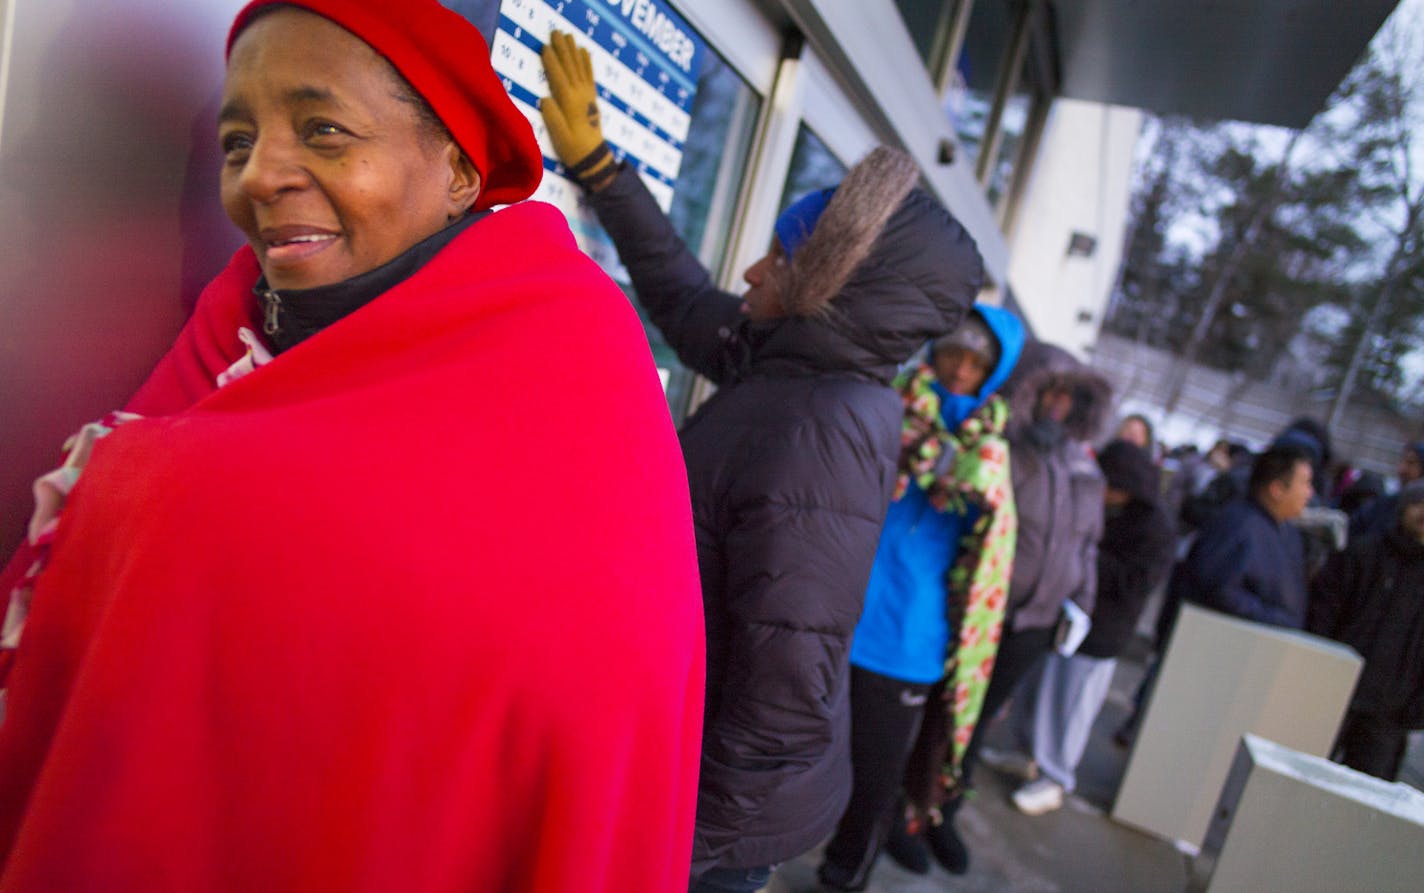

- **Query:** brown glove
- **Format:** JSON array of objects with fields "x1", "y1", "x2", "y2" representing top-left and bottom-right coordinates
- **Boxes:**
[{"x1": 539, "y1": 30, "x2": 616, "y2": 190}]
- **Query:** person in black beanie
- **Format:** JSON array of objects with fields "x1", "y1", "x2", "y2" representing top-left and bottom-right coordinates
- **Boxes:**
[{"x1": 1007, "y1": 440, "x2": 1176, "y2": 814}]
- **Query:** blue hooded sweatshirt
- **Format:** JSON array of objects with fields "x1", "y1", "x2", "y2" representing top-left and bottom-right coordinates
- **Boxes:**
[{"x1": 849, "y1": 304, "x2": 1025, "y2": 683}]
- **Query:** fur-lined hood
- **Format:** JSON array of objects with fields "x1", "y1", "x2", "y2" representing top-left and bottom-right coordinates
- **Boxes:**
[
  {"x1": 749, "y1": 148, "x2": 983, "y2": 386},
  {"x1": 1002, "y1": 340, "x2": 1113, "y2": 443}
]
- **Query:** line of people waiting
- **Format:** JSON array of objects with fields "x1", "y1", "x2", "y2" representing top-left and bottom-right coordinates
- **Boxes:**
[
  {"x1": 1112, "y1": 422, "x2": 1424, "y2": 789},
  {"x1": 0, "y1": 5, "x2": 1416, "y2": 891}
]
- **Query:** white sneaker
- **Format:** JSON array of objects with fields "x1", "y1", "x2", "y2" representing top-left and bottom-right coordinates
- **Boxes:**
[
  {"x1": 1012, "y1": 778, "x2": 1065, "y2": 816},
  {"x1": 979, "y1": 745, "x2": 1039, "y2": 781}
]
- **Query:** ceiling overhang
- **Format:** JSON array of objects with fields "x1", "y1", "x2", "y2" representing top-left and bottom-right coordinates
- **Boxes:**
[{"x1": 1052, "y1": 0, "x2": 1401, "y2": 127}]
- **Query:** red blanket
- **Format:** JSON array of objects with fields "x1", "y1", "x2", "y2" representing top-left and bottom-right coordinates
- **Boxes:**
[{"x1": 0, "y1": 202, "x2": 704, "y2": 892}]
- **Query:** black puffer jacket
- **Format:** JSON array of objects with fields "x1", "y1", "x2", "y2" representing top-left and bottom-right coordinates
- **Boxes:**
[
  {"x1": 1079, "y1": 440, "x2": 1175, "y2": 658},
  {"x1": 1309, "y1": 528, "x2": 1424, "y2": 727},
  {"x1": 590, "y1": 163, "x2": 979, "y2": 872}
]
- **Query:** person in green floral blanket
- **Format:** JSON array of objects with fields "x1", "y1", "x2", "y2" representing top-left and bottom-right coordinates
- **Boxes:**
[{"x1": 818, "y1": 304, "x2": 1023, "y2": 892}]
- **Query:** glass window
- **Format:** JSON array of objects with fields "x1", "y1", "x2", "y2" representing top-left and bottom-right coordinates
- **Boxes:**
[
  {"x1": 985, "y1": 62, "x2": 1035, "y2": 207},
  {"x1": 985, "y1": 28, "x2": 1053, "y2": 213},
  {"x1": 605, "y1": 49, "x2": 760, "y2": 424},
  {"x1": 892, "y1": 0, "x2": 958, "y2": 74},
  {"x1": 944, "y1": 0, "x2": 1015, "y2": 173},
  {"x1": 778, "y1": 125, "x2": 848, "y2": 215},
  {"x1": 667, "y1": 58, "x2": 760, "y2": 274}
]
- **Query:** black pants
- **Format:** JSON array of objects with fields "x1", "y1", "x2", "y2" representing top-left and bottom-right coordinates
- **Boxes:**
[
  {"x1": 1336, "y1": 710, "x2": 1410, "y2": 781},
  {"x1": 819, "y1": 666, "x2": 932, "y2": 890}
]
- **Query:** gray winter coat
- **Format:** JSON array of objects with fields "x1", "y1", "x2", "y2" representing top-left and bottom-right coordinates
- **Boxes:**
[{"x1": 1002, "y1": 342, "x2": 1112, "y2": 632}]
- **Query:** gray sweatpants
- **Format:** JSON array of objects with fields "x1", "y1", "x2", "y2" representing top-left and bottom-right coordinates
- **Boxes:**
[{"x1": 1012, "y1": 651, "x2": 1117, "y2": 791}]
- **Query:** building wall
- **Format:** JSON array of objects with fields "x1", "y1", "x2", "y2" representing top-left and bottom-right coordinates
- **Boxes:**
[{"x1": 1005, "y1": 98, "x2": 1143, "y2": 356}]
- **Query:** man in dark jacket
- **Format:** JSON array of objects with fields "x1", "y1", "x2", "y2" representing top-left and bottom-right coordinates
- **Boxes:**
[
  {"x1": 1310, "y1": 480, "x2": 1424, "y2": 781},
  {"x1": 1180, "y1": 419, "x2": 1329, "y2": 535},
  {"x1": 1174, "y1": 443, "x2": 1315, "y2": 628},
  {"x1": 895, "y1": 340, "x2": 1111, "y2": 874},
  {"x1": 1350, "y1": 441, "x2": 1424, "y2": 540},
  {"x1": 1116, "y1": 438, "x2": 1320, "y2": 749},
  {"x1": 540, "y1": 34, "x2": 981, "y2": 890},
  {"x1": 1008, "y1": 440, "x2": 1175, "y2": 815}
]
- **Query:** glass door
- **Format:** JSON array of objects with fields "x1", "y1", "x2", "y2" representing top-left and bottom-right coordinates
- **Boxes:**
[{"x1": 643, "y1": 49, "x2": 761, "y2": 421}]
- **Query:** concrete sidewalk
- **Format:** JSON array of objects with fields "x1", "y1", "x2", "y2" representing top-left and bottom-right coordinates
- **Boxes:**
[{"x1": 764, "y1": 642, "x2": 1424, "y2": 893}]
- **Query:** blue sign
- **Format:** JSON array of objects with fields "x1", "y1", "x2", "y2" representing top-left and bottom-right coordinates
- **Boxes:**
[{"x1": 492, "y1": 0, "x2": 707, "y2": 233}]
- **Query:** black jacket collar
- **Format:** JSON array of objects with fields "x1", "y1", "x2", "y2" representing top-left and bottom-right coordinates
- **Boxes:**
[{"x1": 255, "y1": 211, "x2": 486, "y2": 355}]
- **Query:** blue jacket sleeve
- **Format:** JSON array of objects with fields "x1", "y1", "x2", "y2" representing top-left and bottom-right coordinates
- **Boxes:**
[{"x1": 587, "y1": 164, "x2": 749, "y2": 385}]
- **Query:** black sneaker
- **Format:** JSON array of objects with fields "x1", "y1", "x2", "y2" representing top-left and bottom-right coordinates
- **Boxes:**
[
  {"x1": 927, "y1": 819, "x2": 970, "y2": 875},
  {"x1": 815, "y1": 860, "x2": 865, "y2": 892},
  {"x1": 882, "y1": 822, "x2": 930, "y2": 875}
]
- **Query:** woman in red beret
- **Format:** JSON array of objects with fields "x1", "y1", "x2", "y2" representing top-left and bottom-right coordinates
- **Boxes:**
[{"x1": 0, "y1": 2, "x2": 703, "y2": 891}]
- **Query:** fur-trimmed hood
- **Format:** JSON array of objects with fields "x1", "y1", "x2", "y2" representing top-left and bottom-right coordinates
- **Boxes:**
[
  {"x1": 749, "y1": 149, "x2": 983, "y2": 386},
  {"x1": 1003, "y1": 340, "x2": 1113, "y2": 443}
]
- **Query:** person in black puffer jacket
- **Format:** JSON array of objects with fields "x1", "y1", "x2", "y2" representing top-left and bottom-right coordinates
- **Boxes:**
[
  {"x1": 540, "y1": 33, "x2": 982, "y2": 891},
  {"x1": 1310, "y1": 480, "x2": 1424, "y2": 781}
]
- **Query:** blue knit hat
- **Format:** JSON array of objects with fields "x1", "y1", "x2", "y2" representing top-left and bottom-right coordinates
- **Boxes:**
[{"x1": 773, "y1": 188, "x2": 835, "y2": 259}]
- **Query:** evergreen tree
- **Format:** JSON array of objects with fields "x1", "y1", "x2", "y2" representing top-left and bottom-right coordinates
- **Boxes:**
[
  {"x1": 1316, "y1": 35, "x2": 1424, "y2": 428},
  {"x1": 1105, "y1": 10, "x2": 1424, "y2": 424}
]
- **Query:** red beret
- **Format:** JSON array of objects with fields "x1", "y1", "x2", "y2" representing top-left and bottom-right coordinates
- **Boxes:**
[{"x1": 228, "y1": 0, "x2": 542, "y2": 209}]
